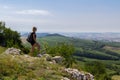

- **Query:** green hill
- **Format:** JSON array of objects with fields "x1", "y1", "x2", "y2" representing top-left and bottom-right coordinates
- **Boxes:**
[
  {"x1": 37, "y1": 35, "x2": 120, "y2": 78},
  {"x1": 22, "y1": 35, "x2": 120, "y2": 79},
  {"x1": 37, "y1": 35, "x2": 120, "y2": 60}
]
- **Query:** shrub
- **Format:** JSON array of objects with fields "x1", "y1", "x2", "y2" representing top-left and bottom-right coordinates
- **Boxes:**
[
  {"x1": 0, "y1": 21, "x2": 29, "y2": 54},
  {"x1": 44, "y1": 42, "x2": 76, "y2": 68},
  {"x1": 85, "y1": 61, "x2": 111, "y2": 80}
]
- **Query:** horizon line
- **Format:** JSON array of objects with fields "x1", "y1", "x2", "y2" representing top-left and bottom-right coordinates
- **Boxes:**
[{"x1": 19, "y1": 31, "x2": 120, "y2": 33}]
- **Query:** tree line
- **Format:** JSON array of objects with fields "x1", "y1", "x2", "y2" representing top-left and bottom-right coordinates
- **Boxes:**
[{"x1": 0, "y1": 21, "x2": 29, "y2": 53}]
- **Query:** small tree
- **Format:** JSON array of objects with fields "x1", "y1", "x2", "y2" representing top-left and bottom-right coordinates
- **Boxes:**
[
  {"x1": 3, "y1": 28, "x2": 22, "y2": 48},
  {"x1": 85, "y1": 61, "x2": 110, "y2": 80},
  {"x1": 0, "y1": 21, "x2": 28, "y2": 54},
  {"x1": 0, "y1": 21, "x2": 5, "y2": 46},
  {"x1": 45, "y1": 42, "x2": 76, "y2": 68},
  {"x1": 58, "y1": 43, "x2": 76, "y2": 67}
]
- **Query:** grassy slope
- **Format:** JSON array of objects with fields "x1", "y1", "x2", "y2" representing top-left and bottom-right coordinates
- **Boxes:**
[
  {"x1": 38, "y1": 35, "x2": 120, "y2": 59},
  {"x1": 39, "y1": 36, "x2": 120, "y2": 78},
  {"x1": 38, "y1": 36, "x2": 71, "y2": 46},
  {"x1": 0, "y1": 54, "x2": 69, "y2": 79},
  {"x1": 23, "y1": 35, "x2": 120, "y2": 79},
  {"x1": 0, "y1": 46, "x2": 6, "y2": 54},
  {"x1": 38, "y1": 35, "x2": 95, "y2": 46},
  {"x1": 104, "y1": 46, "x2": 120, "y2": 54}
]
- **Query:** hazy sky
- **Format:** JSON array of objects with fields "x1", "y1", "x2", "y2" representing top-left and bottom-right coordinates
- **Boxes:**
[{"x1": 0, "y1": 0, "x2": 120, "y2": 32}]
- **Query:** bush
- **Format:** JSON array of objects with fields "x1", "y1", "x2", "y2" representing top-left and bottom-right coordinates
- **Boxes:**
[
  {"x1": 85, "y1": 61, "x2": 111, "y2": 80},
  {"x1": 58, "y1": 43, "x2": 76, "y2": 68},
  {"x1": 44, "y1": 42, "x2": 76, "y2": 68},
  {"x1": 0, "y1": 21, "x2": 29, "y2": 54}
]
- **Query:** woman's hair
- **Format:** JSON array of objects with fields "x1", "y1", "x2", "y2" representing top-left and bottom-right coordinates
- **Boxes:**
[{"x1": 32, "y1": 27, "x2": 37, "y2": 31}]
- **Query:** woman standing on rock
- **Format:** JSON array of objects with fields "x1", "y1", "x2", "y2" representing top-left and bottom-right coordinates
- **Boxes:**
[{"x1": 29, "y1": 27, "x2": 40, "y2": 56}]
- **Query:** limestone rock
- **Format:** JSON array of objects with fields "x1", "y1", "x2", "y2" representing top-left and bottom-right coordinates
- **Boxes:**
[
  {"x1": 43, "y1": 54, "x2": 52, "y2": 61},
  {"x1": 52, "y1": 56, "x2": 63, "y2": 63},
  {"x1": 4, "y1": 47, "x2": 21, "y2": 55},
  {"x1": 65, "y1": 68, "x2": 94, "y2": 80}
]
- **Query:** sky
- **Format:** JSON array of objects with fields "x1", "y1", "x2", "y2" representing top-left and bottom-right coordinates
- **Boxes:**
[{"x1": 0, "y1": 0, "x2": 120, "y2": 33}]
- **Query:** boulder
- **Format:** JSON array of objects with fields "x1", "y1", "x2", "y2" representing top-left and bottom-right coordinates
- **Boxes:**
[
  {"x1": 65, "y1": 68, "x2": 94, "y2": 80},
  {"x1": 4, "y1": 47, "x2": 21, "y2": 55},
  {"x1": 43, "y1": 54, "x2": 52, "y2": 61},
  {"x1": 52, "y1": 56, "x2": 63, "y2": 63}
]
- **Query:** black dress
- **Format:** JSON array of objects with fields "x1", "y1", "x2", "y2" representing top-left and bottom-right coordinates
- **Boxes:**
[{"x1": 30, "y1": 32, "x2": 36, "y2": 46}]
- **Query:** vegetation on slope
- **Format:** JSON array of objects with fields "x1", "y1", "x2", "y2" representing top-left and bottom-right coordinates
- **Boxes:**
[
  {"x1": 36, "y1": 35, "x2": 120, "y2": 79},
  {"x1": 0, "y1": 21, "x2": 29, "y2": 54},
  {"x1": 0, "y1": 54, "x2": 69, "y2": 80},
  {"x1": 37, "y1": 35, "x2": 120, "y2": 60},
  {"x1": 0, "y1": 46, "x2": 6, "y2": 54}
]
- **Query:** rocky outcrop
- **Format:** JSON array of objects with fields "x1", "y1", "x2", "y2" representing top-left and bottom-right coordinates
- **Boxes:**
[
  {"x1": 4, "y1": 47, "x2": 21, "y2": 55},
  {"x1": 2, "y1": 48, "x2": 94, "y2": 80},
  {"x1": 65, "y1": 68, "x2": 94, "y2": 80}
]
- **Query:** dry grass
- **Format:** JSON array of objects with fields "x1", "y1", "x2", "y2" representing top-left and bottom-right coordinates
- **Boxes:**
[{"x1": 112, "y1": 75, "x2": 120, "y2": 80}]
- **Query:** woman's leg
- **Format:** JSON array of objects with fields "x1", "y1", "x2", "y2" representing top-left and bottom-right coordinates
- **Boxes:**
[
  {"x1": 30, "y1": 42, "x2": 40, "y2": 56},
  {"x1": 31, "y1": 44, "x2": 35, "y2": 53},
  {"x1": 32, "y1": 42, "x2": 40, "y2": 52}
]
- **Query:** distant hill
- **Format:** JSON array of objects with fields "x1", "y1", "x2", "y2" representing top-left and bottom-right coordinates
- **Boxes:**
[
  {"x1": 22, "y1": 33, "x2": 120, "y2": 60},
  {"x1": 21, "y1": 32, "x2": 120, "y2": 42},
  {"x1": 21, "y1": 32, "x2": 64, "y2": 38},
  {"x1": 46, "y1": 33, "x2": 65, "y2": 37},
  {"x1": 36, "y1": 35, "x2": 120, "y2": 60},
  {"x1": 59, "y1": 32, "x2": 120, "y2": 42},
  {"x1": 21, "y1": 32, "x2": 50, "y2": 37}
]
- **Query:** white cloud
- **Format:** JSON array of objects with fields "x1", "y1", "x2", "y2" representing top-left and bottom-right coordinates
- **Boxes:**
[
  {"x1": 3, "y1": 5, "x2": 10, "y2": 9},
  {"x1": 0, "y1": 5, "x2": 13, "y2": 9},
  {"x1": 16, "y1": 9, "x2": 51, "y2": 16}
]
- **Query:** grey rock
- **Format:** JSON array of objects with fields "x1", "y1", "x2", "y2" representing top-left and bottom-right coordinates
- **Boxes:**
[
  {"x1": 52, "y1": 56, "x2": 63, "y2": 63},
  {"x1": 4, "y1": 47, "x2": 21, "y2": 55},
  {"x1": 65, "y1": 68, "x2": 94, "y2": 80}
]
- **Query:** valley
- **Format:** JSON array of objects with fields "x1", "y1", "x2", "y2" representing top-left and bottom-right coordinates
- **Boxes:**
[{"x1": 21, "y1": 33, "x2": 120, "y2": 79}]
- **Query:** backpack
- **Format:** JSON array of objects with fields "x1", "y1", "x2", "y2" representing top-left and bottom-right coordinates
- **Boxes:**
[{"x1": 26, "y1": 33, "x2": 33, "y2": 43}]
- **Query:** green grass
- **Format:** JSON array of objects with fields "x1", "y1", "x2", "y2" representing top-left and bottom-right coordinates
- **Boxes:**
[
  {"x1": 75, "y1": 56, "x2": 120, "y2": 77},
  {"x1": 104, "y1": 46, "x2": 120, "y2": 54},
  {"x1": 38, "y1": 36, "x2": 71, "y2": 46},
  {"x1": 0, "y1": 54, "x2": 69, "y2": 80},
  {"x1": 0, "y1": 46, "x2": 6, "y2": 54}
]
